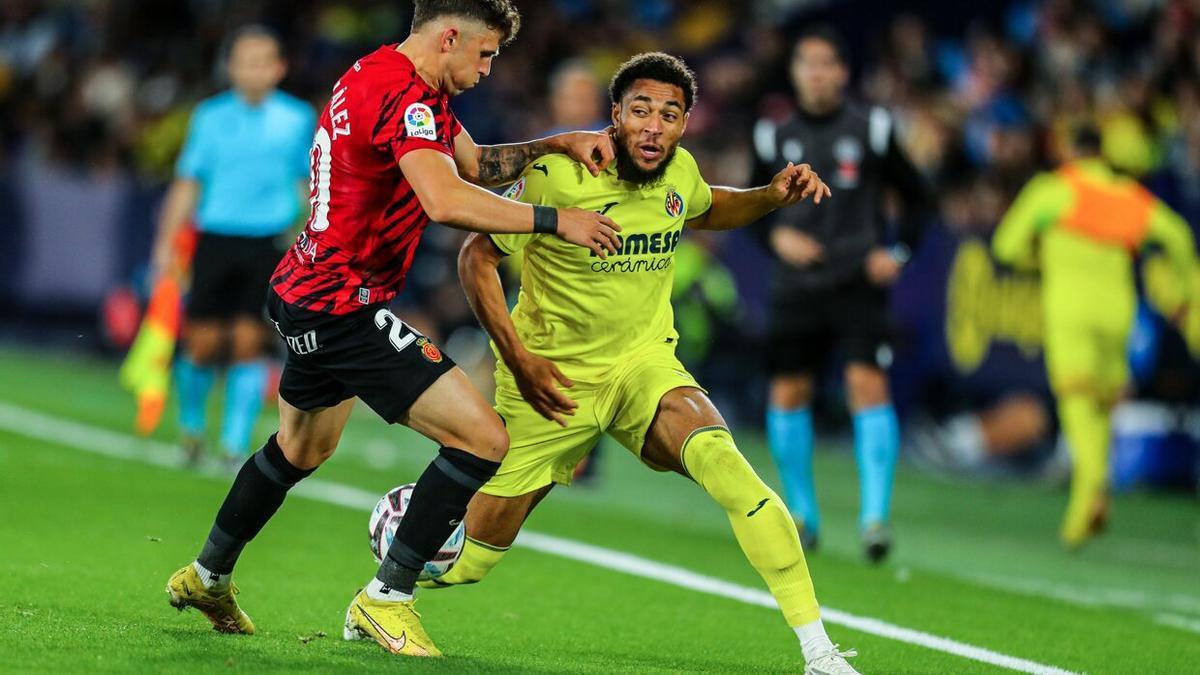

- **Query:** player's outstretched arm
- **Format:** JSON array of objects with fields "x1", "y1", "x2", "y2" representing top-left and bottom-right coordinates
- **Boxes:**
[
  {"x1": 458, "y1": 233, "x2": 578, "y2": 427},
  {"x1": 453, "y1": 128, "x2": 615, "y2": 187},
  {"x1": 400, "y1": 149, "x2": 622, "y2": 256},
  {"x1": 688, "y1": 162, "x2": 831, "y2": 231}
]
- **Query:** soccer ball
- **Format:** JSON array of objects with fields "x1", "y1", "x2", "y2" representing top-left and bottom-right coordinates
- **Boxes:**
[{"x1": 368, "y1": 483, "x2": 465, "y2": 581}]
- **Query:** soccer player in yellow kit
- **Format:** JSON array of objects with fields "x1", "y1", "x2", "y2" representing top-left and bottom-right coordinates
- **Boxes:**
[
  {"x1": 993, "y1": 127, "x2": 1195, "y2": 548},
  {"x1": 451, "y1": 53, "x2": 861, "y2": 675}
]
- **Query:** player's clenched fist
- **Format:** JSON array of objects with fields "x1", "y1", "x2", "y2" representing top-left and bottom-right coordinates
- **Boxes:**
[
  {"x1": 509, "y1": 350, "x2": 578, "y2": 427},
  {"x1": 769, "y1": 162, "x2": 832, "y2": 207},
  {"x1": 555, "y1": 208, "x2": 623, "y2": 258}
]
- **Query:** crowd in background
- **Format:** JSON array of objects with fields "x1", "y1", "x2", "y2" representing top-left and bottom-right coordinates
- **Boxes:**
[
  {"x1": 3, "y1": 0, "x2": 1199, "y2": 310},
  {"x1": 2, "y1": 0, "x2": 1199, "y2": 480}
]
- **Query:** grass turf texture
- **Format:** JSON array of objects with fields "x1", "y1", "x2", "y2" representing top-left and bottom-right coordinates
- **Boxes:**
[{"x1": 0, "y1": 346, "x2": 1198, "y2": 673}]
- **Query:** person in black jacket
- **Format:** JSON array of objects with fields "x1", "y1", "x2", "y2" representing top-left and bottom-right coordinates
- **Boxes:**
[{"x1": 754, "y1": 26, "x2": 933, "y2": 563}]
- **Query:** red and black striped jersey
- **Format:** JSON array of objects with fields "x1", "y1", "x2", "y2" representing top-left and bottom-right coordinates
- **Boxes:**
[{"x1": 271, "y1": 45, "x2": 462, "y2": 314}]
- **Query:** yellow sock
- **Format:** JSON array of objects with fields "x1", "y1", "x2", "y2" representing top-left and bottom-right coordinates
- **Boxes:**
[
  {"x1": 1057, "y1": 393, "x2": 1111, "y2": 544},
  {"x1": 422, "y1": 536, "x2": 508, "y2": 588},
  {"x1": 681, "y1": 427, "x2": 821, "y2": 626}
]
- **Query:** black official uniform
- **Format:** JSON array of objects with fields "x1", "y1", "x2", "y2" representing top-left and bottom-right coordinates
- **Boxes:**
[{"x1": 752, "y1": 102, "x2": 933, "y2": 375}]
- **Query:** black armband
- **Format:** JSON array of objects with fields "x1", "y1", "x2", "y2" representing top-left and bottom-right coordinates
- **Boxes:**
[{"x1": 533, "y1": 205, "x2": 558, "y2": 234}]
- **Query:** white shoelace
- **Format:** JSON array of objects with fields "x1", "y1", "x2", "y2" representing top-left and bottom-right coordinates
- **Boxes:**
[{"x1": 808, "y1": 645, "x2": 860, "y2": 674}]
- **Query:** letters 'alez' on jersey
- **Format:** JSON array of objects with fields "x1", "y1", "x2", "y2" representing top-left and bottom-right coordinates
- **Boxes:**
[{"x1": 271, "y1": 45, "x2": 463, "y2": 314}]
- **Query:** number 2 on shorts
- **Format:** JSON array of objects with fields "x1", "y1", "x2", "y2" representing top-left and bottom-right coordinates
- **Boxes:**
[{"x1": 374, "y1": 308, "x2": 421, "y2": 352}]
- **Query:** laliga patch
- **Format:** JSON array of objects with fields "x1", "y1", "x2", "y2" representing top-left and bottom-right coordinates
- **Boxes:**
[
  {"x1": 404, "y1": 103, "x2": 437, "y2": 140},
  {"x1": 503, "y1": 177, "x2": 526, "y2": 200},
  {"x1": 664, "y1": 186, "x2": 684, "y2": 218},
  {"x1": 416, "y1": 337, "x2": 443, "y2": 363}
]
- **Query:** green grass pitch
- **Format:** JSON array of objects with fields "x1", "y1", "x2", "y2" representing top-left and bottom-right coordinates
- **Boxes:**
[{"x1": 1, "y1": 346, "x2": 1198, "y2": 673}]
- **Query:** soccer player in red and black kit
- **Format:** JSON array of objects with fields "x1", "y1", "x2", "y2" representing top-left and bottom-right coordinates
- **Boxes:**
[{"x1": 165, "y1": 0, "x2": 621, "y2": 658}]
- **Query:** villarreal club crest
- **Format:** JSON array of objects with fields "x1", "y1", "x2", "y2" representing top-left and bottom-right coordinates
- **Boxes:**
[{"x1": 665, "y1": 186, "x2": 684, "y2": 218}]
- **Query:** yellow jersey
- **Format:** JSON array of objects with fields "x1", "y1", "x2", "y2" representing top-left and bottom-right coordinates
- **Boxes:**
[
  {"x1": 993, "y1": 158, "x2": 1194, "y2": 296},
  {"x1": 490, "y1": 150, "x2": 713, "y2": 382}
]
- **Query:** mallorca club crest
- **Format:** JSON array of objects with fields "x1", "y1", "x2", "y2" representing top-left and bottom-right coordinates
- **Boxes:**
[
  {"x1": 416, "y1": 336, "x2": 443, "y2": 363},
  {"x1": 664, "y1": 186, "x2": 684, "y2": 218}
]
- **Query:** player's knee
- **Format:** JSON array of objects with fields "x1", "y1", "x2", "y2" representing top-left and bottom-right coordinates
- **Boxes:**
[
  {"x1": 229, "y1": 326, "x2": 266, "y2": 361},
  {"x1": 846, "y1": 364, "x2": 889, "y2": 411},
  {"x1": 684, "y1": 429, "x2": 770, "y2": 511},
  {"x1": 491, "y1": 425, "x2": 510, "y2": 458},
  {"x1": 770, "y1": 376, "x2": 813, "y2": 410},
  {"x1": 468, "y1": 418, "x2": 510, "y2": 463},
  {"x1": 276, "y1": 429, "x2": 337, "y2": 471},
  {"x1": 186, "y1": 329, "x2": 224, "y2": 365},
  {"x1": 435, "y1": 408, "x2": 508, "y2": 463}
]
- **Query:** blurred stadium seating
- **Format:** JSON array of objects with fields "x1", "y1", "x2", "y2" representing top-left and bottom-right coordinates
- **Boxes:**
[{"x1": 1, "y1": 0, "x2": 1198, "y2": 487}]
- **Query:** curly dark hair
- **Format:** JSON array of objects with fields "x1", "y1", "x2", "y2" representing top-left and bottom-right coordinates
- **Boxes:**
[
  {"x1": 412, "y1": 0, "x2": 521, "y2": 45},
  {"x1": 609, "y1": 52, "x2": 698, "y2": 112}
]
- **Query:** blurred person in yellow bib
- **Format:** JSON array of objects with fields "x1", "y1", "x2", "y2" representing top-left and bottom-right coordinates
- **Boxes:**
[{"x1": 992, "y1": 126, "x2": 1195, "y2": 548}]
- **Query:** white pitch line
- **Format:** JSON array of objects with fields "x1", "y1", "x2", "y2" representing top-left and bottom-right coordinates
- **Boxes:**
[
  {"x1": 966, "y1": 572, "x2": 1200, "y2": 618},
  {"x1": 1155, "y1": 613, "x2": 1200, "y2": 635},
  {"x1": 0, "y1": 401, "x2": 1077, "y2": 675},
  {"x1": 514, "y1": 531, "x2": 1078, "y2": 675}
]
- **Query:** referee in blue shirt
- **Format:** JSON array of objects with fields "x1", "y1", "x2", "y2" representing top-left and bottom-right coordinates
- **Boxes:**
[{"x1": 151, "y1": 25, "x2": 315, "y2": 466}]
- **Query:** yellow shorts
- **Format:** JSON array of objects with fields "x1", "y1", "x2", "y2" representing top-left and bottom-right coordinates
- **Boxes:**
[{"x1": 482, "y1": 344, "x2": 703, "y2": 498}]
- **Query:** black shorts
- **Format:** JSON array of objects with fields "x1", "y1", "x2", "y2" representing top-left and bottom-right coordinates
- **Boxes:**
[
  {"x1": 766, "y1": 273, "x2": 892, "y2": 375},
  {"x1": 267, "y1": 292, "x2": 456, "y2": 423},
  {"x1": 187, "y1": 232, "x2": 285, "y2": 320}
]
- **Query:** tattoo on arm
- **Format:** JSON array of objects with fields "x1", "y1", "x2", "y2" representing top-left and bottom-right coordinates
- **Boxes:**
[{"x1": 477, "y1": 141, "x2": 552, "y2": 187}]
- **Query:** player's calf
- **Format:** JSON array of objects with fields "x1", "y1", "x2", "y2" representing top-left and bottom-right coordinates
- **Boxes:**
[
  {"x1": 680, "y1": 427, "x2": 857, "y2": 670},
  {"x1": 193, "y1": 433, "x2": 317, "y2": 584},
  {"x1": 419, "y1": 485, "x2": 546, "y2": 588},
  {"x1": 850, "y1": 402, "x2": 900, "y2": 564},
  {"x1": 167, "y1": 398, "x2": 348, "y2": 632},
  {"x1": 370, "y1": 447, "x2": 502, "y2": 601},
  {"x1": 682, "y1": 428, "x2": 811, "y2": 587}
]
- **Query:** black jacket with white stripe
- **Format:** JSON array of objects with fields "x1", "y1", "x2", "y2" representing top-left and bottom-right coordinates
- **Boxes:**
[{"x1": 752, "y1": 101, "x2": 934, "y2": 293}]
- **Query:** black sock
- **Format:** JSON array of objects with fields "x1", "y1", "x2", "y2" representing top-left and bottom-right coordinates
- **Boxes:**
[
  {"x1": 196, "y1": 433, "x2": 315, "y2": 574},
  {"x1": 377, "y1": 447, "x2": 500, "y2": 594}
]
